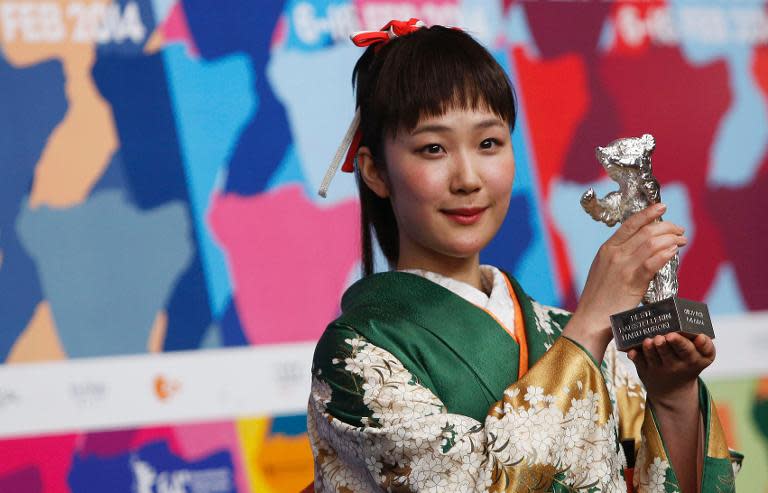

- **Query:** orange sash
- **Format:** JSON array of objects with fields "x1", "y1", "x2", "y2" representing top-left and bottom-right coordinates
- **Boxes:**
[{"x1": 477, "y1": 275, "x2": 529, "y2": 378}]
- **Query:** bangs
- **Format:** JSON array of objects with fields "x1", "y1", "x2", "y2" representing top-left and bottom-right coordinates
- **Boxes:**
[{"x1": 355, "y1": 26, "x2": 516, "y2": 145}]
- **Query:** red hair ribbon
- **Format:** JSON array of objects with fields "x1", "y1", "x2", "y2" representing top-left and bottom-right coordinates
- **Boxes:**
[
  {"x1": 350, "y1": 18, "x2": 426, "y2": 48},
  {"x1": 318, "y1": 18, "x2": 427, "y2": 197},
  {"x1": 339, "y1": 18, "x2": 426, "y2": 172}
]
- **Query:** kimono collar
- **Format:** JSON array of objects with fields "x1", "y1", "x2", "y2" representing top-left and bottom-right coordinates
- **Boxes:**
[
  {"x1": 338, "y1": 270, "x2": 556, "y2": 402},
  {"x1": 399, "y1": 265, "x2": 516, "y2": 335}
]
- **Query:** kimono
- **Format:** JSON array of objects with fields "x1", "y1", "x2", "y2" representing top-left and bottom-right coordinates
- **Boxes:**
[{"x1": 308, "y1": 267, "x2": 741, "y2": 492}]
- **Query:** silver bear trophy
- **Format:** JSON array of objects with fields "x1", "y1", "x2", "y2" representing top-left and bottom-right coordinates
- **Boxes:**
[{"x1": 580, "y1": 133, "x2": 678, "y2": 304}]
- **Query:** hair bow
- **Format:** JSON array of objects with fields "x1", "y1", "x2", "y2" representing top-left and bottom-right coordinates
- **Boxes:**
[
  {"x1": 318, "y1": 18, "x2": 427, "y2": 198},
  {"x1": 350, "y1": 18, "x2": 427, "y2": 48}
]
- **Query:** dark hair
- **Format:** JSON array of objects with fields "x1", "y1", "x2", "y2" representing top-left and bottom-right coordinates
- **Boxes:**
[{"x1": 352, "y1": 26, "x2": 517, "y2": 276}]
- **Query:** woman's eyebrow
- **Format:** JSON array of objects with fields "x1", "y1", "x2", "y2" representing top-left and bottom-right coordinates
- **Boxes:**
[
  {"x1": 475, "y1": 118, "x2": 506, "y2": 130},
  {"x1": 410, "y1": 124, "x2": 451, "y2": 136},
  {"x1": 409, "y1": 119, "x2": 505, "y2": 136}
]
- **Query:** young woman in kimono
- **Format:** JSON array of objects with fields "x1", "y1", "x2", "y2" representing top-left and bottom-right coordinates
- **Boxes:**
[{"x1": 309, "y1": 19, "x2": 741, "y2": 492}]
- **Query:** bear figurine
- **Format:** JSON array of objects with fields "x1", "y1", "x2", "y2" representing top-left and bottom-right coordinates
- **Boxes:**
[{"x1": 581, "y1": 134, "x2": 678, "y2": 304}]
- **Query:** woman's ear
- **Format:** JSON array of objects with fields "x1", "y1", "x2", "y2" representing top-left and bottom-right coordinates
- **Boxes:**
[{"x1": 357, "y1": 146, "x2": 390, "y2": 198}]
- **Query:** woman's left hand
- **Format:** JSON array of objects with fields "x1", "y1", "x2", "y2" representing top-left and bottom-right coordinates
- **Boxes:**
[{"x1": 627, "y1": 333, "x2": 715, "y2": 408}]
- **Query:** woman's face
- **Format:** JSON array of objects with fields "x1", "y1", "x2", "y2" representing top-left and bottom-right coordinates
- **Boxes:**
[{"x1": 381, "y1": 107, "x2": 515, "y2": 267}]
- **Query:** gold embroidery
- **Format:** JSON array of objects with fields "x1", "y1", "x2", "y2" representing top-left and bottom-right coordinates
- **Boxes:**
[
  {"x1": 640, "y1": 405, "x2": 668, "y2": 463},
  {"x1": 615, "y1": 386, "x2": 644, "y2": 443},
  {"x1": 510, "y1": 337, "x2": 613, "y2": 426},
  {"x1": 606, "y1": 345, "x2": 645, "y2": 445},
  {"x1": 706, "y1": 397, "x2": 731, "y2": 459},
  {"x1": 490, "y1": 462, "x2": 558, "y2": 492}
]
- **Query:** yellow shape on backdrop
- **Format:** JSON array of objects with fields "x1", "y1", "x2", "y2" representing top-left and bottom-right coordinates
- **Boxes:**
[{"x1": 237, "y1": 416, "x2": 314, "y2": 493}]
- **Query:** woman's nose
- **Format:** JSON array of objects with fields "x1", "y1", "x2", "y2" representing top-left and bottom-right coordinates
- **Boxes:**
[{"x1": 450, "y1": 152, "x2": 482, "y2": 194}]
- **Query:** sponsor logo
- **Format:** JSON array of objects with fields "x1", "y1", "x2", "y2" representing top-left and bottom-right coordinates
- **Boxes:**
[
  {"x1": 0, "y1": 388, "x2": 20, "y2": 409},
  {"x1": 153, "y1": 375, "x2": 181, "y2": 402},
  {"x1": 69, "y1": 440, "x2": 235, "y2": 493},
  {"x1": 275, "y1": 360, "x2": 304, "y2": 388},
  {"x1": 69, "y1": 380, "x2": 108, "y2": 407},
  {"x1": 132, "y1": 458, "x2": 233, "y2": 493}
]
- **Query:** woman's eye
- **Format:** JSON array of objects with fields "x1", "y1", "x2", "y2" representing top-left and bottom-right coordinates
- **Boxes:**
[
  {"x1": 419, "y1": 144, "x2": 444, "y2": 155},
  {"x1": 480, "y1": 138, "x2": 501, "y2": 150}
]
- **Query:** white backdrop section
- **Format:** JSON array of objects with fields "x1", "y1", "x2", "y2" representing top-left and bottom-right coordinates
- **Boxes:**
[
  {"x1": 0, "y1": 342, "x2": 315, "y2": 439},
  {"x1": 0, "y1": 311, "x2": 766, "y2": 439}
]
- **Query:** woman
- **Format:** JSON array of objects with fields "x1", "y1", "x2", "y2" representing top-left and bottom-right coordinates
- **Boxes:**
[{"x1": 309, "y1": 19, "x2": 740, "y2": 492}]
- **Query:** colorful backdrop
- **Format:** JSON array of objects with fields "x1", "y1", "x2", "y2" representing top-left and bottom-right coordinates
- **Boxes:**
[{"x1": 1, "y1": 0, "x2": 767, "y2": 491}]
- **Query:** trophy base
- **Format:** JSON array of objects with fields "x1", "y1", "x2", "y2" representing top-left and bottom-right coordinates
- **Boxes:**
[{"x1": 610, "y1": 296, "x2": 715, "y2": 352}]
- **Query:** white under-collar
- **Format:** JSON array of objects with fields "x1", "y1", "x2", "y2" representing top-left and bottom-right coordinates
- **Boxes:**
[{"x1": 400, "y1": 265, "x2": 516, "y2": 334}]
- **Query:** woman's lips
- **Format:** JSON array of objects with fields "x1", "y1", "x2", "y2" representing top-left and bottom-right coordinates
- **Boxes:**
[{"x1": 441, "y1": 207, "x2": 487, "y2": 225}]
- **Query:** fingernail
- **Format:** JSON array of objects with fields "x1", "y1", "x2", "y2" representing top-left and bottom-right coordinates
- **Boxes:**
[{"x1": 657, "y1": 203, "x2": 667, "y2": 213}]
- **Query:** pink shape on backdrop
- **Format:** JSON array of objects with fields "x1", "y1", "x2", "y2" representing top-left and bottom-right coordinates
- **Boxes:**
[
  {"x1": 209, "y1": 184, "x2": 360, "y2": 345},
  {"x1": 0, "y1": 423, "x2": 249, "y2": 493},
  {"x1": 0, "y1": 434, "x2": 78, "y2": 493},
  {"x1": 78, "y1": 429, "x2": 140, "y2": 456},
  {"x1": 78, "y1": 426, "x2": 182, "y2": 457},
  {"x1": 271, "y1": 15, "x2": 288, "y2": 50},
  {"x1": 161, "y1": 1, "x2": 199, "y2": 56},
  {"x1": 173, "y1": 422, "x2": 249, "y2": 493}
]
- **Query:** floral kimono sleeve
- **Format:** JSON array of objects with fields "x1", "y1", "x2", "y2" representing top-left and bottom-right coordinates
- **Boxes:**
[
  {"x1": 308, "y1": 323, "x2": 629, "y2": 492},
  {"x1": 604, "y1": 344, "x2": 741, "y2": 492}
]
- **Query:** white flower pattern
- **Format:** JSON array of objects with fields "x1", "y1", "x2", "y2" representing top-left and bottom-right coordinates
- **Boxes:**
[
  {"x1": 309, "y1": 331, "x2": 651, "y2": 492},
  {"x1": 307, "y1": 294, "x2": 730, "y2": 492}
]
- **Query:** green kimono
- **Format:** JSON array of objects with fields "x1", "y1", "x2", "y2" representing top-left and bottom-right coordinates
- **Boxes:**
[{"x1": 308, "y1": 270, "x2": 741, "y2": 492}]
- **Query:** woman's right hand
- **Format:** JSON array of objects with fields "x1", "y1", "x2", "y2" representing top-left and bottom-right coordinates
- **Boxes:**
[{"x1": 563, "y1": 203, "x2": 687, "y2": 362}]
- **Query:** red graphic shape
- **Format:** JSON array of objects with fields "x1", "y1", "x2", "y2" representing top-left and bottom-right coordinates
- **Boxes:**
[
  {"x1": 0, "y1": 466, "x2": 41, "y2": 493},
  {"x1": 523, "y1": 2, "x2": 612, "y2": 58},
  {"x1": 700, "y1": 30, "x2": 768, "y2": 308},
  {"x1": 608, "y1": 1, "x2": 665, "y2": 56},
  {"x1": 79, "y1": 427, "x2": 180, "y2": 457},
  {"x1": 513, "y1": 47, "x2": 589, "y2": 303},
  {"x1": 161, "y1": 1, "x2": 199, "y2": 56},
  {"x1": 0, "y1": 434, "x2": 77, "y2": 493},
  {"x1": 706, "y1": 27, "x2": 768, "y2": 310},
  {"x1": 599, "y1": 47, "x2": 731, "y2": 302},
  {"x1": 754, "y1": 44, "x2": 768, "y2": 102},
  {"x1": 707, "y1": 161, "x2": 768, "y2": 309}
]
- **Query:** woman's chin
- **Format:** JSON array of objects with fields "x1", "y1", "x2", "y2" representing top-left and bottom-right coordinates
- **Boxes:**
[{"x1": 438, "y1": 242, "x2": 487, "y2": 260}]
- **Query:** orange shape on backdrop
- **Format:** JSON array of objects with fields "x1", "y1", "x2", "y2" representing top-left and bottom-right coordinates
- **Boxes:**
[
  {"x1": 714, "y1": 402, "x2": 738, "y2": 450},
  {"x1": 756, "y1": 376, "x2": 768, "y2": 400},
  {"x1": 237, "y1": 417, "x2": 314, "y2": 493},
  {"x1": 146, "y1": 310, "x2": 168, "y2": 353},
  {"x1": 2, "y1": 0, "x2": 118, "y2": 210},
  {"x1": 6, "y1": 301, "x2": 67, "y2": 363},
  {"x1": 257, "y1": 433, "x2": 314, "y2": 492}
]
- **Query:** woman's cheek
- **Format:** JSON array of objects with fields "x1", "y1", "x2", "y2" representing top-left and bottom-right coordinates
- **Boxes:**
[
  {"x1": 487, "y1": 165, "x2": 515, "y2": 197},
  {"x1": 402, "y1": 169, "x2": 445, "y2": 200}
]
